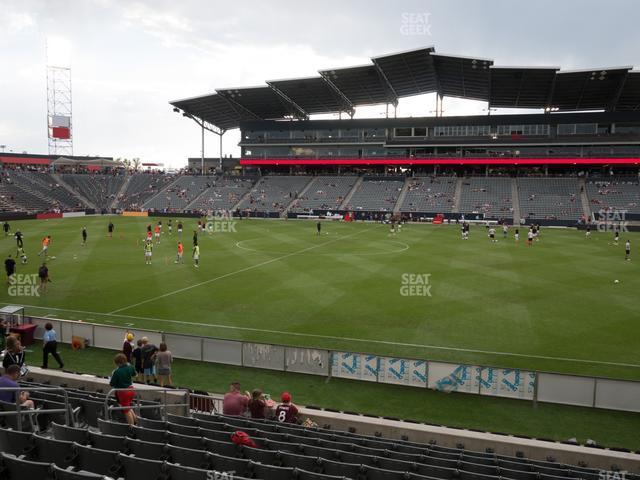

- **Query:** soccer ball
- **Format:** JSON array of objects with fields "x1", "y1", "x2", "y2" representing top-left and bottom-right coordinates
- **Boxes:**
[{"x1": 614, "y1": 279, "x2": 620, "y2": 284}]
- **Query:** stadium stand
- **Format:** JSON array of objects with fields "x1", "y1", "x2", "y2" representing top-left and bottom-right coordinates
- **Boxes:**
[
  {"x1": 289, "y1": 176, "x2": 358, "y2": 213},
  {"x1": 61, "y1": 174, "x2": 126, "y2": 211},
  {"x1": 9, "y1": 171, "x2": 84, "y2": 210},
  {"x1": 345, "y1": 177, "x2": 405, "y2": 212},
  {"x1": 115, "y1": 173, "x2": 177, "y2": 211},
  {"x1": 187, "y1": 177, "x2": 255, "y2": 211},
  {"x1": 458, "y1": 177, "x2": 514, "y2": 220},
  {"x1": 585, "y1": 177, "x2": 640, "y2": 215},
  {"x1": 517, "y1": 178, "x2": 582, "y2": 221},
  {"x1": 399, "y1": 176, "x2": 457, "y2": 214},
  {"x1": 143, "y1": 175, "x2": 213, "y2": 211},
  {"x1": 236, "y1": 176, "x2": 311, "y2": 214}
]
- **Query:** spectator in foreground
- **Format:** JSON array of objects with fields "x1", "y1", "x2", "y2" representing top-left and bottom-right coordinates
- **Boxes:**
[
  {"x1": 0, "y1": 365, "x2": 35, "y2": 408},
  {"x1": 222, "y1": 381, "x2": 249, "y2": 416},
  {"x1": 2, "y1": 336, "x2": 25, "y2": 371},
  {"x1": 131, "y1": 339, "x2": 143, "y2": 380},
  {"x1": 140, "y1": 337, "x2": 158, "y2": 384},
  {"x1": 109, "y1": 353, "x2": 137, "y2": 425},
  {"x1": 155, "y1": 342, "x2": 173, "y2": 387},
  {"x1": 247, "y1": 389, "x2": 267, "y2": 419},
  {"x1": 41, "y1": 322, "x2": 64, "y2": 369},
  {"x1": 274, "y1": 392, "x2": 299, "y2": 424},
  {"x1": 122, "y1": 332, "x2": 135, "y2": 363}
]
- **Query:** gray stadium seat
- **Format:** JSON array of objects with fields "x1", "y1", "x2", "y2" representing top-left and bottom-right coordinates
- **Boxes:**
[
  {"x1": 88, "y1": 431, "x2": 127, "y2": 453},
  {"x1": 118, "y1": 453, "x2": 167, "y2": 480},
  {"x1": 137, "y1": 417, "x2": 167, "y2": 430},
  {"x1": 51, "y1": 464, "x2": 104, "y2": 480},
  {"x1": 249, "y1": 462, "x2": 292, "y2": 480},
  {"x1": 52, "y1": 423, "x2": 90, "y2": 444},
  {"x1": 98, "y1": 418, "x2": 132, "y2": 437},
  {"x1": 125, "y1": 437, "x2": 169, "y2": 461},
  {"x1": 0, "y1": 427, "x2": 35, "y2": 457},
  {"x1": 32, "y1": 435, "x2": 76, "y2": 468},
  {"x1": 167, "y1": 445, "x2": 211, "y2": 470},
  {"x1": 167, "y1": 422, "x2": 201, "y2": 436},
  {"x1": 131, "y1": 425, "x2": 168, "y2": 444},
  {"x1": 168, "y1": 432, "x2": 204, "y2": 450},
  {"x1": 0, "y1": 452, "x2": 53, "y2": 480},
  {"x1": 73, "y1": 443, "x2": 122, "y2": 477},
  {"x1": 203, "y1": 438, "x2": 240, "y2": 458}
]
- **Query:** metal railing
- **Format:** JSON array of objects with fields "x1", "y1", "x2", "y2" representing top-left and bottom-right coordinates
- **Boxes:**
[
  {"x1": 0, "y1": 386, "x2": 70, "y2": 431},
  {"x1": 189, "y1": 392, "x2": 222, "y2": 415},
  {"x1": 104, "y1": 387, "x2": 190, "y2": 421}
]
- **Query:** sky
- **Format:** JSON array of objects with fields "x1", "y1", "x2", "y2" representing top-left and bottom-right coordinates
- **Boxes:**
[{"x1": 1, "y1": 0, "x2": 639, "y2": 168}]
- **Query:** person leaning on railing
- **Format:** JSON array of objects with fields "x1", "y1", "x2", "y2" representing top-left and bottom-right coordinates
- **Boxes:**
[{"x1": 109, "y1": 353, "x2": 137, "y2": 425}]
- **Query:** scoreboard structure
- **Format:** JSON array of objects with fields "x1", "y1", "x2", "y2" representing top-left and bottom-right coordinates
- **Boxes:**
[{"x1": 46, "y1": 65, "x2": 73, "y2": 156}]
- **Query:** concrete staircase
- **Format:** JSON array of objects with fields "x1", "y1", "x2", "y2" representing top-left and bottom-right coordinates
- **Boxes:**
[
  {"x1": 393, "y1": 177, "x2": 411, "y2": 214},
  {"x1": 511, "y1": 178, "x2": 521, "y2": 225},
  {"x1": 451, "y1": 177, "x2": 464, "y2": 214},
  {"x1": 110, "y1": 174, "x2": 132, "y2": 210},
  {"x1": 579, "y1": 177, "x2": 592, "y2": 220},
  {"x1": 283, "y1": 177, "x2": 317, "y2": 216},
  {"x1": 231, "y1": 177, "x2": 263, "y2": 211},
  {"x1": 339, "y1": 176, "x2": 363, "y2": 210},
  {"x1": 52, "y1": 173, "x2": 97, "y2": 210}
]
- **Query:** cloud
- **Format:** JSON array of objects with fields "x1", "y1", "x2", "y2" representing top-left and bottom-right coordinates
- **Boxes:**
[{"x1": 0, "y1": 9, "x2": 36, "y2": 36}]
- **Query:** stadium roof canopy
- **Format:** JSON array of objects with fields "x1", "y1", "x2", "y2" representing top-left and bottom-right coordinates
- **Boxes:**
[{"x1": 170, "y1": 47, "x2": 640, "y2": 131}]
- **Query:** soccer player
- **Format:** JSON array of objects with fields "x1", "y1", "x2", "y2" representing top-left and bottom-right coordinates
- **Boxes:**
[
  {"x1": 177, "y1": 221, "x2": 183, "y2": 235},
  {"x1": 17, "y1": 247, "x2": 27, "y2": 265},
  {"x1": 193, "y1": 230, "x2": 198, "y2": 247},
  {"x1": 488, "y1": 227, "x2": 497, "y2": 243},
  {"x1": 527, "y1": 228, "x2": 534, "y2": 246},
  {"x1": 316, "y1": 221, "x2": 321, "y2": 236},
  {"x1": 625, "y1": 240, "x2": 631, "y2": 261},
  {"x1": 4, "y1": 255, "x2": 16, "y2": 285},
  {"x1": 144, "y1": 240, "x2": 153, "y2": 265},
  {"x1": 614, "y1": 229, "x2": 620, "y2": 245},
  {"x1": 154, "y1": 224, "x2": 161, "y2": 244},
  {"x1": 38, "y1": 263, "x2": 49, "y2": 293},
  {"x1": 502, "y1": 223, "x2": 508, "y2": 238},
  {"x1": 168, "y1": 219, "x2": 173, "y2": 235},
  {"x1": 175, "y1": 242, "x2": 184, "y2": 264},
  {"x1": 585, "y1": 224, "x2": 591, "y2": 238},
  {"x1": 38, "y1": 236, "x2": 51, "y2": 258},
  {"x1": 108, "y1": 221, "x2": 114, "y2": 238},
  {"x1": 514, "y1": 228, "x2": 519, "y2": 242},
  {"x1": 192, "y1": 244, "x2": 200, "y2": 268},
  {"x1": 82, "y1": 227, "x2": 87, "y2": 246},
  {"x1": 14, "y1": 230, "x2": 23, "y2": 250},
  {"x1": 3, "y1": 221, "x2": 9, "y2": 236}
]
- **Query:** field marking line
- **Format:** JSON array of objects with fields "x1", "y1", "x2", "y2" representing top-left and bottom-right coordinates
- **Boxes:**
[
  {"x1": 6, "y1": 302, "x2": 640, "y2": 369},
  {"x1": 108, "y1": 227, "x2": 372, "y2": 315}
]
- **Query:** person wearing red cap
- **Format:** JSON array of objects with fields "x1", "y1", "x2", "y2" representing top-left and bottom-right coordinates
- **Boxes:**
[{"x1": 274, "y1": 391, "x2": 299, "y2": 424}]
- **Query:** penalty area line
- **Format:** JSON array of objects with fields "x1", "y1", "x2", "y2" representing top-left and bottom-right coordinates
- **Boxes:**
[{"x1": 3, "y1": 302, "x2": 640, "y2": 370}]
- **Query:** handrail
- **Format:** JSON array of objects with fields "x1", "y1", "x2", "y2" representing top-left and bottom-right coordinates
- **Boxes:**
[
  {"x1": 104, "y1": 387, "x2": 190, "y2": 421},
  {"x1": 0, "y1": 386, "x2": 70, "y2": 430}
]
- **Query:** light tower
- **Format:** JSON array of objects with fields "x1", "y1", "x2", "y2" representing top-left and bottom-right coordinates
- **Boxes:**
[{"x1": 46, "y1": 65, "x2": 73, "y2": 156}]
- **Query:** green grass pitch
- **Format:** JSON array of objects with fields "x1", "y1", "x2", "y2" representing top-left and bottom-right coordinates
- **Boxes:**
[{"x1": 1, "y1": 216, "x2": 638, "y2": 380}]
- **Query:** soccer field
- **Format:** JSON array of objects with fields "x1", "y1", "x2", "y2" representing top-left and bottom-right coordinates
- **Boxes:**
[{"x1": 1, "y1": 216, "x2": 638, "y2": 380}]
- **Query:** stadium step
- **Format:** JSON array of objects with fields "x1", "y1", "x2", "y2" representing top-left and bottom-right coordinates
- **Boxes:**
[
  {"x1": 232, "y1": 177, "x2": 263, "y2": 211},
  {"x1": 511, "y1": 178, "x2": 521, "y2": 224},
  {"x1": 339, "y1": 175, "x2": 363, "y2": 210},
  {"x1": 52, "y1": 173, "x2": 97, "y2": 210},
  {"x1": 110, "y1": 174, "x2": 133, "y2": 210},
  {"x1": 393, "y1": 177, "x2": 411, "y2": 214},
  {"x1": 451, "y1": 177, "x2": 463, "y2": 213},
  {"x1": 283, "y1": 176, "x2": 317, "y2": 217},
  {"x1": 579, "y1": 177, "x2": 592, "y2": 220}
]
